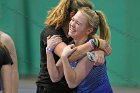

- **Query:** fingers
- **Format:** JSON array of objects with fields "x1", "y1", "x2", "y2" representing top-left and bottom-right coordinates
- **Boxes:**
[
  {"x1": 47, "y1": 35, "x2": 61, "y2": 40},
  {"x1": 47, "y1": 35, "x2": 62, "y2": 48},
  {"x1": 69, "y1": 44, "x2": 75, "y2": 48},
  {"x1": 47, "y1": 35, "x2": 62, "y2": 42},
  {"x1": 99, "y1": 39, "x2": 112, "y2": 55},
  {"x1": 51, "y1": 35, "x2": 62, "y2": 41},
  {"x1": 94, "y1": 55, "x2": 104, "y2": 66},
  {"x1": 47, "y1": 35, "x2": 51, "y2": 40},
  {"x1": 50, "y1": 35, "x2": 61, "y2": 39},
  {"x1": 94, "y1": 55, "x2": 100, "y2": 66},
  {"x1": 62, "y1": 44, "x2": 76, "y2": 57},
  {"x1": 69, "y1": 44, "x2": 77, "y2": 52},
  {"x1": 104, "y1": 45, "x2": 112, "y2": 55},
  {"x1": 93, "y1": 51, "x2": 105, "y2": 66}
]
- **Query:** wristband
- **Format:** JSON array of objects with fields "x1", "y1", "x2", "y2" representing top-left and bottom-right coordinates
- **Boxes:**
[
  {"x1": 89, "y1": 39, "x2": 95, "y2": 49},
  {"x1": 46, "y1": 47, "x2": 54, "y2": 53},
  {"x1": 98, "y1": 39, "x2": 100, "y2": 48},
  {"x1": 89, "y1": 38, "x2": 99, "y2": 49}
]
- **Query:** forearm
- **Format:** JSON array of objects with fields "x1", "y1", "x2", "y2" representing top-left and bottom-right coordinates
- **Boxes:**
[
  {"x1": 1, "y1": 65, "x2": 12, "y2": 93},
  {"x1": 69, "y1": 42, "x2": 92, "y2": 62},
  {"x1": 54, "y1": 42, "x2": 92, "y2": 63},
  {"x1": 54, "y1": 42, "x2": 67, "y2": 57},
  {"x1": 61, "y1": 56, "x2": 77, "y2": 88},
  {"x1": 11, "y1": 65, "x2": 19, "y2": 93},
  {"x1": 68, "y1": 40, "x2": 112, "y2": 63},
  {"x1": 54, "y1": 39, "x2": 112, "y2": 63},
  {"x1": 47, "y1": 52, "x2": 61, "y2": 82},
  {"x1": 11, "y1": 53, "x2": 19, "y2": 93}
]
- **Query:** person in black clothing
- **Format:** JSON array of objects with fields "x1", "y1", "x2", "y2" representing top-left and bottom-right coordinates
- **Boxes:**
[
  {"x1": 0, "y1": 40, "x2": 13, "y2": 93},
  {"x1": 36, "y1": 0, "x2": 112, "y2": 93},
  {"x1": 0, "y1": 31, "x2": 19, "y2": 93}
]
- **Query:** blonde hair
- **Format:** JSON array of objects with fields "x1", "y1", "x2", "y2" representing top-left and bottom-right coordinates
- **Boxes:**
[
  {"x1": 45, "y1": 0, "x2": 93, "y2": 30},
  {"x1": 79, "y1": 7, "x2": 111, "y2": 43}
]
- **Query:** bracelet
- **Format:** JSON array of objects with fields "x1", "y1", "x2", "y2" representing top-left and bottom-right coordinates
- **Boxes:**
[
  {"x1": 46, "y1": 47, "x2": 54, "y2": 53},
  {"x1": 98, "y1": 39, "x2": 100, "y2": 48},
  {"x1": 89, "y1": 39, "x2": 95, "y2": 49},
  {"x1": 89, "y1": 38, "x2": 100, "y2": 49}
]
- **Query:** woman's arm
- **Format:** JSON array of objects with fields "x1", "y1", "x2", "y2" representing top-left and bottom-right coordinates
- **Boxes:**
[
  {"x1": 54, "y1": 42, "x2": 91, "y2": 62},
  {"x1": 1, "y1": 65, "x2": 12, "y2": 93},
  {"x1": 46, "y1": 35, "x2": 64, "y2": 82},
  {"x1": 54, "y1": 38, "x2": 112, "y2": 63},
  {"x1": 47, "y1": 51, "x2": 63, "y2": 82},
  {"x1": 1, "y1": 33, "x2": 19, "y2": 93},
  {"x1": 61, "y1": 45, "x2": 93, "y2": 88}
]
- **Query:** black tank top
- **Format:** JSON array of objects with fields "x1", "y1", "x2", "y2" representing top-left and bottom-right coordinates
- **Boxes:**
[
  {"x1": 0, "y1": 32, "x2": 13, "y2": 70},
  {"x1": 0, "y1": 46, "x2": 13, "y2": 70}
]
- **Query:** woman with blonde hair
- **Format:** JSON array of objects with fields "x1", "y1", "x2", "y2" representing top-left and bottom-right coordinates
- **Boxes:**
[{"x1": 47, "y1": 7, "x2": 113, "y2": 93}]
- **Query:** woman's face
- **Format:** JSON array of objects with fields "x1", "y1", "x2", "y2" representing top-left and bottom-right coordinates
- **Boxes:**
[{"x1": 68, "y1": 11, "x2": 90, "y2": 40}]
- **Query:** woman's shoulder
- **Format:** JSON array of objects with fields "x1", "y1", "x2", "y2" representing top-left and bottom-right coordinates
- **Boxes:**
[
  {"x1": 0, "y1": 31, "x2": 15, "y2": 54},
  {"x1": 41, "y1": 26, "x2": 60, "y2": 36},
  {"x1": 43, "y1": 25, "x2": 56, "y2": 32},
  {"x1": 0, "y1": 31, "x2": 13, "y2": 44}
]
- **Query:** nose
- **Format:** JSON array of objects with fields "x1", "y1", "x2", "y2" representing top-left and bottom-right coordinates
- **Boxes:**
[{"x1": 70, "y1": 20, "x2": 75, "y2": 28}]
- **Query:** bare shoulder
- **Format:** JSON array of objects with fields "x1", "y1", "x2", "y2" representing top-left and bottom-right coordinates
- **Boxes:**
[
  {"x1": 0, "y1": 31, "x2": 16, "y2": 53},
  {"x1": 0, "y1": 32, "x2": 14, "y2": 46},
  {"x1": 1, "y1": 32, "x2": 13, "y2": 42}
]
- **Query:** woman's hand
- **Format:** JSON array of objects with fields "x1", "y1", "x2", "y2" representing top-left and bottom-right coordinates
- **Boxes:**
[
  {"x1": 61, "y1": 44, "x2": 77, "y2": 58},
  {"x1": 91, "y1": 50, "x2": 105, "y2": 66},
  {"x1": 99, "y1": 39, "x2": 112, "y2": 55},
  {"x1": 47, "y1": 35, "x2": 62, "y2": 49}
]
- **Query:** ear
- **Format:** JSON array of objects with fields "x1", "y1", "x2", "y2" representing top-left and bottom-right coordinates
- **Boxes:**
[{"x1": 86, "y1": 27, "x2": 93, "y2": 35}]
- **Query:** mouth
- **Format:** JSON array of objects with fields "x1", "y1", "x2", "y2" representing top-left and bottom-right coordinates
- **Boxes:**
[{"x1": 69, "y1": 27, "x2": 76, "y2": 33}]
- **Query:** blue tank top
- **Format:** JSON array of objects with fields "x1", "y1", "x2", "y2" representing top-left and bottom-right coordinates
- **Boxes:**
[{"x1": 70, "y1": 61, "x2": 113, "y2": 93}]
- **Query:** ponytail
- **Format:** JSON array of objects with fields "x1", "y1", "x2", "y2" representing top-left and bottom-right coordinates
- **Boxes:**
[{"x1": 96, "y1": 11, "x2": 111, "y2": 43}]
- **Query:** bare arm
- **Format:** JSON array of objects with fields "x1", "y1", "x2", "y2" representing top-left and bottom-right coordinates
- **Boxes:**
[
  {"x1": 1, "y1": 33, "x2": 19, "y2": 93},
  {"x1": 61, "y1": 45, "x2": 93, "y2": 88},
  {"x1": 54, "y1": 42, "x2": 91, "y2": 62},
  {"x1": 46, "y1": 35, "x2": 63, "y2": 82},
  {"x1": 1, "y1": 65, "x2": 12, "y2": 93},
  {"x1": 54, "y1": 41, "x2": 86, "y2": 63},
  {"x1": 46, "y1": 51, "x2": 63, "y2": 82},
  {"x1": 54, "y1": 38, "x2": 112, "y2": 63}
]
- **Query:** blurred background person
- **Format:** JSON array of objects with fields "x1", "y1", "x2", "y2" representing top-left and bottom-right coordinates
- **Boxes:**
[{"x1": 0, "y1": 31, "x2": 19, "y2": 93}]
